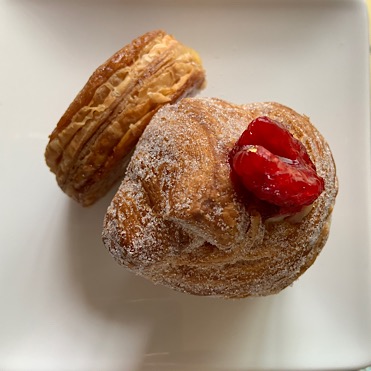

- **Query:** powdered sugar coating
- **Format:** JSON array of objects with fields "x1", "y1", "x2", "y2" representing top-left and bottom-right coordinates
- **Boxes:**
[{"x1": 102, "y1": 98, "x2": 338, "y2": 298}]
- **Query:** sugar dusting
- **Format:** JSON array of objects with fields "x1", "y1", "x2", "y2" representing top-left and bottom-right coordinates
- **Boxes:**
[{"x1": 102, "y1": 98, "x2": 338, "y2": 298}]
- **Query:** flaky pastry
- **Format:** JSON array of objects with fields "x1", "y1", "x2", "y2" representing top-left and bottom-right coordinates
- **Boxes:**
[
  {"x1": 102, "y1": 97, "x2": 338, "y2": 298},
  {"x1": 45, "y1": 30, "x2": 205, "y2": 206}
]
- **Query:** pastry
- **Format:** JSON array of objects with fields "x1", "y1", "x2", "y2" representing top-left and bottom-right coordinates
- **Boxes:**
[
  {"x1": 44, "y1": 30, "x2": 205, "y2": 206},
  {"x1": 102, "y1": 97, "x2": 338, "y2": 298}
]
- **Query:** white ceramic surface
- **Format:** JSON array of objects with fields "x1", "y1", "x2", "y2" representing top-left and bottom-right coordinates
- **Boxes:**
[{"x1": 0, "y1": 0, "x2": 370, "y2": 370}]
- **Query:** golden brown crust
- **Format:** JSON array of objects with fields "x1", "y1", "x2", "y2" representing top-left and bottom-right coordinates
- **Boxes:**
[
  {"x1": 102, "y1": 98, "x2": 338, "y2": 298},
  {"x1": 45, "y1": 30, "x2": 205, "y2": 206},
  {"x1": 49, "y1": 30, "x2": 164, "y2": 142}
]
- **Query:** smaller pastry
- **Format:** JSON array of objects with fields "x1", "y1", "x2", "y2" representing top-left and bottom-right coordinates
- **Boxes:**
[
  {"x1": 44, "y1": 30, "x2": 205, "y2": 206},
  {"x1": 102, "y1": 97, "x2": 338, "y2": 298}
]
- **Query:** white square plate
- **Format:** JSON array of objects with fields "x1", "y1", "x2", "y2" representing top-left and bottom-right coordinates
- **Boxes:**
[{"x1": 0, "y1": 0, "x2": 370, "y2": 370}]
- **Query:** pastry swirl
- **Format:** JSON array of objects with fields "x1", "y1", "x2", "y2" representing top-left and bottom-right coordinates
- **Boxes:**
[
  {"x1": 45, "y1": 30, "x2": 205, "y2": 206},
  {"x1": 102, "y1": 97, "x2": 338, "y2": 298}
]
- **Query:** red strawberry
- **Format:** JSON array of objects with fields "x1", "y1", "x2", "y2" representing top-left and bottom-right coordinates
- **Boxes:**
[
  {"x1": 229, "y1": 116, "x2": 324, "y2": 218},
  {"x1": 236, "y1": 116, "x2": 314, "y2": 169},
  {"x1": 232, "y1": 145, "x2": 324, "y2": 207}
]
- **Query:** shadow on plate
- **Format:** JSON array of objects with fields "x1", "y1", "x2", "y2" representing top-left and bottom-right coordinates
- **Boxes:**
[{"x1": 65, "y1": 190, "x2": 277, "y2": 369}]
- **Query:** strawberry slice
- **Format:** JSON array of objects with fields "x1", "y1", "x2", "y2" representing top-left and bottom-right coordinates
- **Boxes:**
[
  {"x1": 236, "y1": 116, "x2": 314, "y2": 169},
  {"x1": 232, "y1": 145, "x2": 324, "y2": 208},
  {"x1": 229, "y1": 116, "x2": 325, "y2": 218}
]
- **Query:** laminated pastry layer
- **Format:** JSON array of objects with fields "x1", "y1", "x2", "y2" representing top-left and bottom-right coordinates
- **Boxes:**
[
  {"x1": 102, "y1": 98, "x2": 338, "y2": 298},
  {"x1": 45, "y1": 30, "x2": 205, "y2": 206}
]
